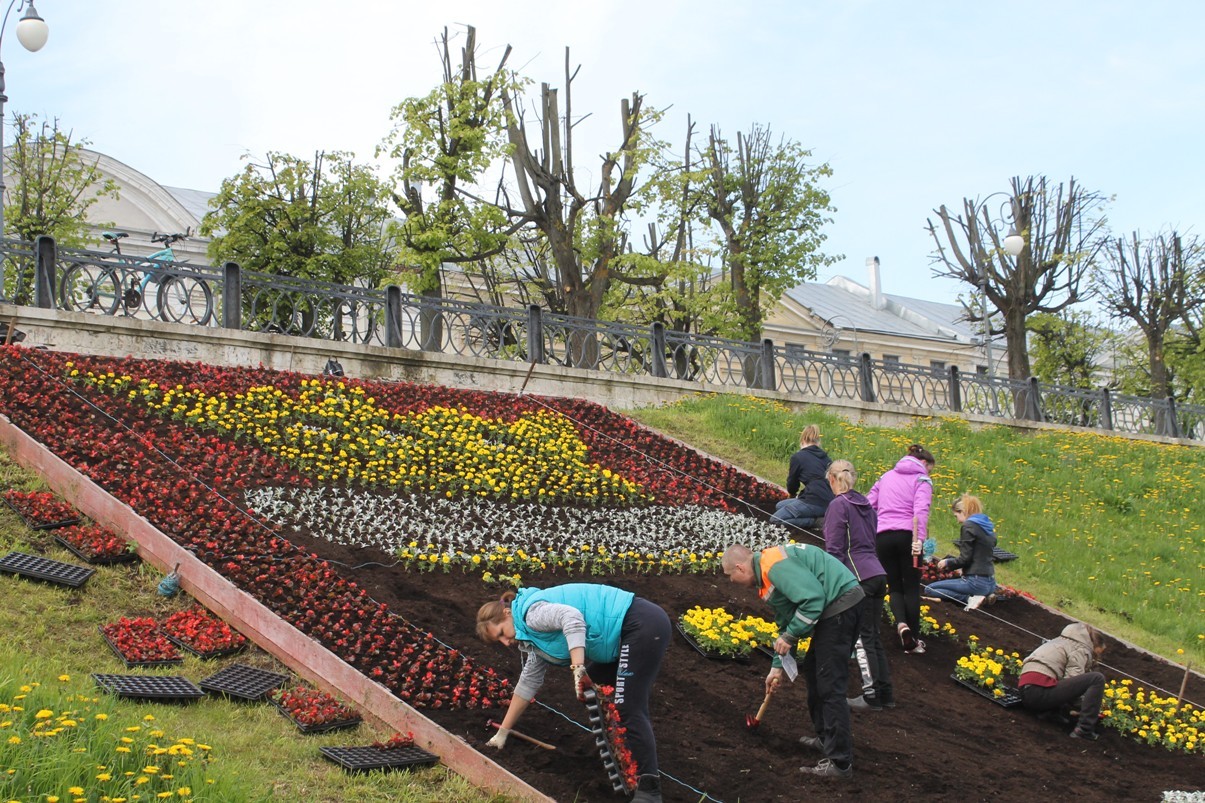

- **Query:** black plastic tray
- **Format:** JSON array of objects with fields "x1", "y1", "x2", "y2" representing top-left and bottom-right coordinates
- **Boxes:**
[
  {"x1": 92, "y1": 673, "x2": 205, "y2": 702},
  {"x1": 1, "y1": 495, "x2": 80, "y2": 531},
  {"x1": 274, "y1": 701, "x2": 362, "y2": 734},
  {"x1": 320, "y1": 745, "x2": 439, "y2": 773},
  {"x1": 950, "y1": 673, "x2": 1023, "y2": 708},
  {"x1": 199, "y1": 664, "x2": 287, "y2": 700},
  {"x1": 0, "y1": 551, "x2": 95, "y2": 588},
  {"x1": 167, "y1": 634, "x2": 246, "y2": 660},
  {"x1": 53, "y1": 535, "x2": 139, "y2": 566},
  {"x1": 675, "y1": 619, "x2": 748, "y2": 662},
  {"x1": 992, "y1": 547, "x2": 1020, "y2": 563},
  {"x1": 99, "y1": 626, "x2": 183, "y2": 669}
]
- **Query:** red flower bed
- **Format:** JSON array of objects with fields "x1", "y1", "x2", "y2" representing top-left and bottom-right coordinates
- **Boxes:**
[
  {"x1": 53, "y1": 523, "x2": 135, "y2": 563},
  {"x1": 99, "y1": 616, "x2": 181, "y2": 667},
  {"x1": 271, "y1": 683, "x2": 361, "y2": 732},
  {"x1": 1, "y1": 488, "x2": 80, "y2": 530},
  {"x1": 161, "y1": 605, "x2": 248, "y2": 658}
]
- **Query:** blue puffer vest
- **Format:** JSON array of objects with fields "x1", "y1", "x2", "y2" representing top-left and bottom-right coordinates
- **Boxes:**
[{"x1": 511, "y1": 584, "x2": 634, "y2": 664}]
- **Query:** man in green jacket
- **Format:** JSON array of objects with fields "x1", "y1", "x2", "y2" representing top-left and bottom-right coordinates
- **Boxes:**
[{"x1": 722, "y1": 542, "x2": 864, "y2": 778}]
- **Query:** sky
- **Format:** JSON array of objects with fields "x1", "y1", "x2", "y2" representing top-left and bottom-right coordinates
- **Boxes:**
[{"x1": 8, "y1": 0, "x2": 1204, "y2": 305}]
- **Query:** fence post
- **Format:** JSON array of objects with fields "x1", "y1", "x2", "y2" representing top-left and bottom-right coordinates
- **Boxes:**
[
  {"x1": 33, "y1": 235, "x2": 56, "y2": 309},
  {"x1": 1024, "y1": 377, "x2": 1044, "y2": 421},
  {"x1": 858, "y1": 352, "x2": 876, "y2": 403},
  {"x1": 526, "y1": 305, "x2": 545, "y2": 364},
  {"x1": 1099, "y1": 387, "x2": 1113, "y2": 431},
  {"x1": 221, "y1": 262, "x2": 242, "y2": 330},
  {"x1": 759, "y1": 339, "x2": 777, "y2": 391},
  {"x1": 651, "y1": 322, "x2": 668, "y2": 379},
  {"x1": 384, "y1": 286, "x2": 403, "y2": 349},
  {"x1": 1163, "y1": 397, "x2": 1182, "y2": 439},
  {"x1": 948, "y1": 365, "x2": 962, "y2": 412}
]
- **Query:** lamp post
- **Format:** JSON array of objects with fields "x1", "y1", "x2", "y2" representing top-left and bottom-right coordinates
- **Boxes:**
[
  {"x1": 976, "y1": 193, "x2": 1025, "y2": 379},
  {"x1": 0, "y1": 0, "x2": 48, "y2": 302}
]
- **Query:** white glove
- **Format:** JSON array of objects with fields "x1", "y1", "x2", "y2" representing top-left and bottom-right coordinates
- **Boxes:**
[
  {"x1": 911, "y1": 539, "x2": 923, "y2": 556},
  {"x1": 486, "y1": 728, "x2": 509, "y2": 750},
  {"x1": 572, "y1": 664, "x2": 593, "y2": 700}
]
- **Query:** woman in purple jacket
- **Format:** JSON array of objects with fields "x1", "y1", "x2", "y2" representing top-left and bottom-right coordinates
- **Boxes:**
[
  {"x1": 866, "y1": 444, "x2": 935, "y2": 654},
  {"x1": 823, "y1": 460, "x2": 893, "y2": 710}
]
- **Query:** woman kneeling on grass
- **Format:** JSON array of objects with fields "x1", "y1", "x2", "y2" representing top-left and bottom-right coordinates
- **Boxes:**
[
  {"x1": 1017, "y1": 622, "x2": 1107, "y2": 740},
  {"x1": 924, "y1": 493, "x2": 997, "y2": 610},
  {"x1": 477, "y1": 583, "x2": 671, "y2": 803}
]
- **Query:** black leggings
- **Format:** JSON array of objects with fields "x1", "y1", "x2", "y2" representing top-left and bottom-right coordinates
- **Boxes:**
[
  {"x1": 1021, "y1": 672, "x2": 1105, "y2": 729},
  {"x1": 875, "y1": 529, "x2": 921, "y2": 637},
  {"x1": 586, "y1": 597, "x2": 671, "y2": 777}
]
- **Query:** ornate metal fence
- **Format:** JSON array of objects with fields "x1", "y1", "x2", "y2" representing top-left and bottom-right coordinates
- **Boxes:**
[{"x1": 4, "y1": 235, "x2": 1203, "y2": 443}]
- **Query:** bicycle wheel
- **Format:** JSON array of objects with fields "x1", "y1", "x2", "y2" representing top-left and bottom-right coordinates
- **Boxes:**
[
  {"x1": 157, "y1": 275, "x2": 214, "y2": 325},
  {"x1": 60, "y1": 264, "x2": 120, "y2": 315}
]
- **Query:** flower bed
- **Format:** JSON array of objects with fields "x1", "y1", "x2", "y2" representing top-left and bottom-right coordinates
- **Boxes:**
[
  {"x1": 53, "y1": 523, "x2": 137, "y2": 564},
  {"x1": 1, "y1": 488, "x2": 81, "y2": 530},
  {"x1": 1101, "y1": 678, "x2": 1203, "y2": 754},
  {"x1": 161, "y1": 604, "x2": 248, "y2": 658},
  {"x1": 99, "y1": 616, "x2": 182, "y2": 668},
  {"x1": 271, "y1": 683, "x2": 362, "y2": 734}
]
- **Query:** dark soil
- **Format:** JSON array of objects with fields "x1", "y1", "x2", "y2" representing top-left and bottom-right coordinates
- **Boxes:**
[{"x1": 289, "y1": 531, "x2": 1205, "y2": 803}]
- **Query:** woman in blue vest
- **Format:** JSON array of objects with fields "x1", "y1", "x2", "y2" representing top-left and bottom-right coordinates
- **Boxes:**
[{"x1": 477, "y1": 583, "x2": 671, "y2": 803}]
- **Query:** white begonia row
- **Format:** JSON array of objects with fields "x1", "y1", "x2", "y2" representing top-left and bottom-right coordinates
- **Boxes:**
[{"x1": 244, "y1": 485, "x2": 787, "y2": 562}]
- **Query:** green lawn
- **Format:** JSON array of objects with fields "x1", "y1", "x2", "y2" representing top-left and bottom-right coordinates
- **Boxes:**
[{"x1": 626, "y1": 393, "x2": 1204, "y2": 665}]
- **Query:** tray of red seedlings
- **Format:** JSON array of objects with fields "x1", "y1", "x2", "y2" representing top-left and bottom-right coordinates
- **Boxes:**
[
  {"x1": 99, "y1": 616, "x2": 183, "y2": 669},
  {"x1": 53, "y1": 523, "x2": 138, "y2": 565},
  {"x1": 270, "y1": 683, "x2": 362, "y2": 734},
  {"x1": 1, "y1": 489, "x2": 81, "y2": 531},
  {"x1": 161, "y1": 605, "x2": 248, "y2": 659}
]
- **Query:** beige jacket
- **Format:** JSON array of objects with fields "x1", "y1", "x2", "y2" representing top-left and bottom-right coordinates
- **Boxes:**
[{"x1": 1020, "y1": 622, "x2": 1096, "y2": 681}]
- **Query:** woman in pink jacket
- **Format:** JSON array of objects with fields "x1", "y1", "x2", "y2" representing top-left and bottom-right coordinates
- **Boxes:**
[{"x1": 866, "y1": 444, "x2": 934, "y2": 654}]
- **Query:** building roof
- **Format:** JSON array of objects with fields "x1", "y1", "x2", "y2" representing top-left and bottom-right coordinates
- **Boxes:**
[{"x1": 163, "y1": 186, "x2": 218, "y2": 227}]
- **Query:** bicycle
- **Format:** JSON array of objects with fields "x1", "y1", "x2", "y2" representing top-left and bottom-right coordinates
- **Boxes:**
[{"x1": 59, "y1": 231, "x2": 215, "y2": 325}]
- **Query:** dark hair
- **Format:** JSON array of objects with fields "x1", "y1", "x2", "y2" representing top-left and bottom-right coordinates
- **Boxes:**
[{"x1": 907, "y1": 444, "x2": 936, "y2": 465}]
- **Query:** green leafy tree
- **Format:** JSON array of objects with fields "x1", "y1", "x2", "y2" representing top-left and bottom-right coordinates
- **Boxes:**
[
  {"x1": 201, "y1": 150, "x2": 395, "y2": 286},
  {"x1": 2, "y1": 113, "x2": 118, "y2": 301},
  {"x1": 695, "y1": 123, "x2": 838, "y2": 343},
  {"x1": 1027, "y1": 310, "x2": 1113, "y2": 389}
]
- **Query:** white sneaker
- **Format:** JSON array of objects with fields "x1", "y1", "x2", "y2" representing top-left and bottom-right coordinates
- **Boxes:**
[{"x1": 965, "y1": 595, "x2": 986, "y2": 611}]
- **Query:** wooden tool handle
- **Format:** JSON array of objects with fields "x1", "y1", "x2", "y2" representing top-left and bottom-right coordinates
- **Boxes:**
[
  {"x1": 489, "y1": 720, "x2": 556, "y2": 751},
  {"x1": 754, "y1": 692, "x2": 773, "y2": 722}
]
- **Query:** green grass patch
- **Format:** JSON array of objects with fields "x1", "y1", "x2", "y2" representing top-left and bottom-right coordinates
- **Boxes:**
[
  {"x1": 627, "y1": 393, "x2": 1205, "y2": 664},
  {"x1": 0, "y1": 453, "x2": 508, "y2": 803}
]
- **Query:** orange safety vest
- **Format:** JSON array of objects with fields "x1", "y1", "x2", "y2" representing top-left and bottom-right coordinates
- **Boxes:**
[{"x1": 758, "y1": 545, "x2": 790, "y2": 601}]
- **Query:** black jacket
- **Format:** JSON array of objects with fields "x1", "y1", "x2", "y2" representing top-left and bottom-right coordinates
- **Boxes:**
[{"x1": 786, "y1": 444, "x2": 835, "y2": 508}]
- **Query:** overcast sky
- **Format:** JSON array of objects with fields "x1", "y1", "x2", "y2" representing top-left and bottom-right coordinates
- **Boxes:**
[{"x1": 10, "y1": 1, "x2": 1203, "y2": 304}]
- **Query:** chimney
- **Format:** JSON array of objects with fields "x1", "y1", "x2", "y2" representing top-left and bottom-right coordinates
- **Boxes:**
[{"x1": 867, "y1": 256, "x2": 885, "y2": 310}]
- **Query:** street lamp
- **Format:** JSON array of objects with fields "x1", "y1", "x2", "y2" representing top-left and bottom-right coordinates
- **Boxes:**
[
  {"x1": 0, "y1": 0, "x2": 48, "y2": 302},
  {"x1": 977, "y1": 193, "x2": 1025, "y2": 379}
]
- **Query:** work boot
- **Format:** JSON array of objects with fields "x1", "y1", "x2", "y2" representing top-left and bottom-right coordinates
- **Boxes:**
[{"x1": 631, "y1": 773, "x2": 662, "y2": 803}]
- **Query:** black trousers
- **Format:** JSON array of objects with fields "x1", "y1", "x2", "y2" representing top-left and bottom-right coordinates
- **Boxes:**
[
  {"x1": 1021, "y1": 672, "x2": 1105, "y2": 729},
  {"x1": 803, "y1": 605, "x2": 862, "y2": 766},
  {"x1": 875, "y1": 529, "x2": 921, "y2": 636}
]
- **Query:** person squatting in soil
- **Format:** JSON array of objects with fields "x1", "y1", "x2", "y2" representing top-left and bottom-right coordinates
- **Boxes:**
[
  {"x1": 476, "y1": 583, "x2": 672, "y2": 803},
  {"x1": 769, "y1": 424, "x2": 834, "y2": 530},
  {"x1": 923, "y1": 493, "x2": 998, "y2": 608},
  {"x1": 1017, "y1": 622, "x2": 1108, "y2": 740},
  {"x1": 822, "y1": 460, "x2": 894, "y2": 712},
  {"x1": 722, "y1": 542, "x2": 864, "y2": 778},
  {"x1": 866, "y1": 443, "x2": 935, "y2": 654}
]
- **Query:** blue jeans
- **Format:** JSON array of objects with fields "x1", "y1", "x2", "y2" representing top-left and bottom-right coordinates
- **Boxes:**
[
  {"x1": 771, "y1": 498, "x2": 826, "y2": 528},
  {"x1": 924, "y1": 574, "x2": 996, "y2": 605}
]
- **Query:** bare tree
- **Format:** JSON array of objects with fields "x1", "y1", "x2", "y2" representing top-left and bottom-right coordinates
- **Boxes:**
[
  {"x1": 1098, "y1": 231, "x2": 1203, "y2": 399},
  {"x1": 928, "y1": 175, "x2": 1109, "y2": 381}
]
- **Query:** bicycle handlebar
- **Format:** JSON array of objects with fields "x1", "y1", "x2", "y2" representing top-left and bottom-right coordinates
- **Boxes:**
[{"x1": 151, "y1": 231, "x2": 189, "y2": 246}]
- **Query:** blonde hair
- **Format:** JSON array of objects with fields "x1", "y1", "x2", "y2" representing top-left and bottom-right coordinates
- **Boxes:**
[
  {"x1": 952, "y1": 493, "x2": 983, "y2": 516},
  {"x1": 476, "y1": 591, "x2": 516, "y2": 641},
  {"x1": 827, "y1": 460, "x2": 857, "y2": 494},
  {"x1": 800, "y1": 425, "x2": 822, "y2": 446}
]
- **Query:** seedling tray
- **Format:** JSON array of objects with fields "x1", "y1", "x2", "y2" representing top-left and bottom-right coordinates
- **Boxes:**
[
  {"x1": 92, "y1": 673, "x2": 205, "y2": 702},
  {"x1": 199, "y1": 664, "x2": 288, "y2": 700},
  {"x1": 53, "y1": 535, "x2": 139, "y2": 566},
  {"x1": 992, "y1": 547, "x2": 1020, "y2": 563},
  {"x1": 675, "y1": 620, "x2": 748, "y2": 662},
  {"x1": 274, "y1": 702, "x2": 362, "y2": 734},
  {"x1": 167, "y1": 635, "x2": 246, "y2": 660},
  {"x1": 1, "y1": 496, "x2": 80, "y2": 531},
  {"x1": 320, "y1": 745, "x2": 439, "y2": 773},
  {"x1": 0, "y1": 551, "x2": 95, "y2": 588},
  {"x1": 99, "y1": 627, "x2": 183, "y2": 669},
  {"x1": 950, "y1": 673, "x2": 1023, "y2": 708}
]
